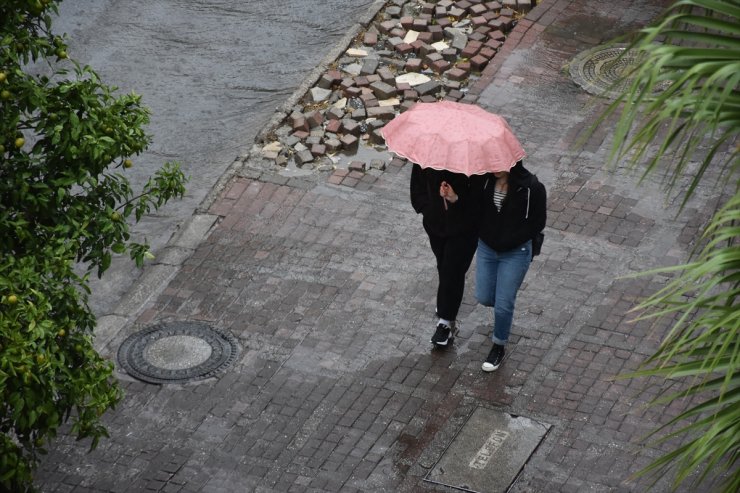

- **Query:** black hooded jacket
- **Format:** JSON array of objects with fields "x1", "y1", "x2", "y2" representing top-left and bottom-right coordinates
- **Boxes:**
[
  {"x1": 410, "y1": 164, "x2": 483, "y2": 238},
  {"x1": 478, "y1": 162, "x2": 546, "y2": 252}
]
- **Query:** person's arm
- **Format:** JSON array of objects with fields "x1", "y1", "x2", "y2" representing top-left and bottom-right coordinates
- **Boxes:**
[{"x1": 410, "y1": 164, "x2": 429, "y2": 214}]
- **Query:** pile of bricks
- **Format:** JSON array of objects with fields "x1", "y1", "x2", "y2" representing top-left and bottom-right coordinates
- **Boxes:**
[{"x1": 261, "y1": 0, "x2": 537, "y2": 175}]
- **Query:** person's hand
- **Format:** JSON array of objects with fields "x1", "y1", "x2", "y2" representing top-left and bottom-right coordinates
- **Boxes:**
[{"x1": 440, "y1": 181, "x2": 458, "y2": 203}]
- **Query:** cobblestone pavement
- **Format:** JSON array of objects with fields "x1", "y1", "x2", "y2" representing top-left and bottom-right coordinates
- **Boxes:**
[{"x1": 37, "y1": 0, "x2": 733, "y2": 492}]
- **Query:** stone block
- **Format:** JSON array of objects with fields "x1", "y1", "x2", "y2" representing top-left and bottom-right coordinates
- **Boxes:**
[
  {"x1": 445, "y1": 79, "x2": 462, "y2": 89},
  {"x1": 324, "y1": 137, "x2": 342, "y2": 153},
  {"x1": 499, "y1": 16, "x2": 514, "y2": 30},
  {"x1": 446, "y1": 67, "x2": 468, "y2": 81},
  {"x1": 348, "y1": 161, "x2": 366, "y2": 172},
  {"x1": 447, "y1": 89, "x2": 465, "y2": 100},
  {"x1": 470, "y1": 54, "x2": 490, "y2": 71},
  {"x1": 501, "y1": 7, "x2": 515, "y2": 17},
  {"x1": 472, "y1": 15, "x2": 488, "y2": 28},
  {"x1": 360, "y1": 93, "x2": 379, "y2": 108},
  {"x1": 317, "y1": 70, "x2": 342, "y2": 89},
  {"x1": 480, "y1": 47, "x2": 497, "y2": 59},
  {"x1": 419, "y1": 95, "x2": 438, "y2": 103},
  {"x1": 395, "y1": 43, "x2": 414, "y2": 55},
  {"x1": 425, "y1": 51, "x2": 444, "y2": 65},
  {"x1": 415, "y1": 80, "x2": 442, "y2": 97},
  {"x1": 305, "y1": 111, "x2": 324, "y2": 128},
  {"x1": 292, "y1": 129, "x2": 309, "y2": 139},
  {"x1": 340, "y1": 134, "x2": 359, "y2": 151},
  {"x1": 344, "y1": 86, "x2": 362, "y2": 98},
  {"x1": 377, "y1": 67, "x2": 395, "y2": 84},
  {"x1": 441, "y1": 48, "x2": 458, "y2": 62},
  {"x1": 421, "y1": 2, "x2": 435, "y2": 14},
  {"x1": 369, "y1": 159, "x2": 387, "y2": 171},
  {"x1": 405, "y1": 58, "x2": 423, "y2": 72},
  {"x1": 379, "y1": 20, "x2": 397, "y2": 34},
  {"x1": 483, "y1": 10, "x2": 500, "y2": 22},
  {"x1": 438, "y1": 18, "x2": 453, "y2": 30},
  {"x1": 310, "y1": 87, "x2": 332, "y2": 103},
  {"x1": 412, "y1": 19, "x2": 428, "y2": 31},
  {"x1": 400, "y1": 16, "x2": 414, "y2": 29},
  {"x1": 428, "y1": 25, "x2": 444, "y2": 42},
  {"x1": 387, "y1": 36, "x2": 404, "y2": 48},
  {"x1": 325, "y1": 119, "x2": 343, "y2": 134},
  {"x1": 489, "y1": 29, "x2": 506, "y2": 42},
  {"x1": 486, "y1": 1, "x2": 503, "y2": 9},
  {"x1": 290, "y1": 114, "x2": 309, "y2": 132},
  {"x1": 294, "y1": 149, "x2": 314, "y2": 165},
  {"x1": 485, "y1": 39, "x2": 503, "y2": 50},
  {"x1": 403, "y1": 89, "x2": 419, "y2": 100},
  {"x1": 435, "y1": 6, "x2": 448, "y2": 18},
  {"x1": 462, "y1": 41, "x2": 483, "y2": 58},
  {"x1": 400, "y1": 100, "x2": 417, "y2": 112},
  {"x1": 455, "y1": 62, "x2": 471, "y2": 74},
  {"x1": 361, "y1": 58, "x2": 380, "y2": 76},
  {"x1": 363, "y1": 31, "x2": 378, "y2": 46},
  {"x1": 326, "y1": 107, "x2": 344, "y2": 121},
  {"x1": 518, "y1": 0, "x2": 533, "y2": 11},
  {"x1": 370, "y1": 81, "x2": 397, "y2": 100},
  {"x1": 396, "y1": 82, "x2": 412, "y2": 92},
  {"x1": 310, "y1": 144, "x2": 326, "y2": 157},
  {"x1": 366, "y1": 107, "x2": 396, "y2": 121},
  {"x1": 342, "y1": 119, "x2": 361, "y2": 135},
  {"x1": 417, "y1": 32, "x2": 434, "y2": 44},
  {"x1": 449, "y1": 7, "x2": 465, "y2": 19},
  {"x1": 470, "y1": 4, "x2": 487, "y2": 14},
  {"x1": 430, "y1": 59, "x2": 451, "y2": 73}
]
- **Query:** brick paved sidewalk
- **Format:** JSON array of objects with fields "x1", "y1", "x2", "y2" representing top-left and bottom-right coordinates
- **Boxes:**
[{"x1": 37, "y1": 0, "x2": 732, "y2": 492}]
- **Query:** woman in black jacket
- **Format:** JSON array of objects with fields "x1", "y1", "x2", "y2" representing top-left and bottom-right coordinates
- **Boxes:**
[
  {"x1": 476, "y1": 161, "x2": 546, "y2": 371},
  {"x1": 410, "y1": 164, "x2": 483, "y2": 347}
]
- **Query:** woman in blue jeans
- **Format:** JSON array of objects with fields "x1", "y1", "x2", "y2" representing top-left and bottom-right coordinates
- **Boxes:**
[{"x1": 477, "y1": 161, "x2": 546, "y2": 371}]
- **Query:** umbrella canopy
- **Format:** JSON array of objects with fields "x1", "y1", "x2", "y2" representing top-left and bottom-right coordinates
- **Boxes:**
[{"x1": 381, "y1": 101, "x2": 526, "y2": 176}]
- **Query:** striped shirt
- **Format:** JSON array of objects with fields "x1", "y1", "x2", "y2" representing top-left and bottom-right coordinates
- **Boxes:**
[{"x1": 493, "y1": 189, "x2": 507, "y2": 211}]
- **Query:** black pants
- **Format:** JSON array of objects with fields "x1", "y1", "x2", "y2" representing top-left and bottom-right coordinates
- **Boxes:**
[{"x1": 426, "y1": 229, "x2": 478, "y2": 322}]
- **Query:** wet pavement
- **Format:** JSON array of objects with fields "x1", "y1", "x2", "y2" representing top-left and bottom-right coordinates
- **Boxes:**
[
  {"x1": 36, "y1": 0, "x2": 733, "y2": 491},
  {"x1": 53, "y1": 0, "x2": 377, "y2": 315}
]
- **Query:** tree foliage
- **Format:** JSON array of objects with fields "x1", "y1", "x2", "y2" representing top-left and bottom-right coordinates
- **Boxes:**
[
  {"x1": 595, "y1": 0, "x2": 739, "y2": 490},
  {"x1": 0, "y1": 1, "x2": 187, "y2": 490}
]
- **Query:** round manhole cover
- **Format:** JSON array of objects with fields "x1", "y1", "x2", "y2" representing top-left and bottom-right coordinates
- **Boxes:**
[
  {"x1": 117, "y1": 321, "x2": 239, "y2": 384},
  {"x1": 569, "y1": 43, "x2": 651, "y2": 99}
]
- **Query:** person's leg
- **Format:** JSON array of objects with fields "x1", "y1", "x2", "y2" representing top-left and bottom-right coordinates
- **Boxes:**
[
  {"x1": 475, "y1": 239, "x2": 498, "y2": 308},
  {"x1": 491, "y1": 241, "x2": 532, "y2": 345},
  {"x1": 481, "y1": 241, "x2": 532, "y2": 372},
  {"x1": 435, "y1": 231, "x2": 478, "y2": 322}
]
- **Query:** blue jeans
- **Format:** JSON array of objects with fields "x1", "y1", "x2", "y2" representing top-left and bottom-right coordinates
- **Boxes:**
[{"x1": 475, "y1": 239, "x2": 531, "y2": 345}]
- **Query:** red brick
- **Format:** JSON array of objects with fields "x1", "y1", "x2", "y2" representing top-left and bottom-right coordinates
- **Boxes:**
[
  {"x1": 400, "y1": 16, "x2": 414, "y2": 29},
  {"x1": 470, "y1": 54, "x2": 490, "y2": 71},
  {"x1": 446, "y1": 67, "x2": 468, "y2": 81},
  {"x1": 363, "y1": 31, "x2": 378, "y2": 46},
  {"x1": 431, "y1": 59, "x2": 451, "y2": 73},
  {"x1": 405, "y1": 58, "x2": 423, "y2": 72},
  {"x1": 395, "y1": 43, "x2": 414, "y2": 55},
  {"x1": 325, "y1": 119, "x2": 342, "y2": 133}
]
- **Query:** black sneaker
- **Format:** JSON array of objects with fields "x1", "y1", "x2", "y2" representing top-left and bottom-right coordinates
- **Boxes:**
[
  {"x1": 482, "y1": 344, "x2": 505, "y2": 372},
  {"x1": 431, "y1": 323, "x2": 452, "y2": 346}
]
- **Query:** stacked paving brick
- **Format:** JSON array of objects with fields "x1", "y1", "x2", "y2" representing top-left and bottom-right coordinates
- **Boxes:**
[{"x1": 261, "y1": 0, "x2": 537, "y2": 176}]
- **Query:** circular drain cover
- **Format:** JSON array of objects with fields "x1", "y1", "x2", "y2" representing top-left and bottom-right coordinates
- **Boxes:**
[
  {"x1": 569, "y1": 43, "x2": 648, "y2": 99},
  {"x1": 117, "y1": 321, "x2": 239, "y2": 384}
]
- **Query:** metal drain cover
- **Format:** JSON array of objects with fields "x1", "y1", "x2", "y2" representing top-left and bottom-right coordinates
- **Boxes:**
[
  {"x1": 117, "y1": 321, "x2": 239, "y2": 384},
  {"x1": 569, "y1": 43, "x2": 647, "y2": 99}
]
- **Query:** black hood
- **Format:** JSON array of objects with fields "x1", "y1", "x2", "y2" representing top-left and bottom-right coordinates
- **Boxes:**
[{"x1": 508, "y1": 161, "x2": 537, "y2": 188}]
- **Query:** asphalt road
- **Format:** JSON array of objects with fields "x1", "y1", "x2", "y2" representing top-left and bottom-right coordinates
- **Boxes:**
[{"x1": 53, "y1": 0, "x2": 375, "y2": 315}]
